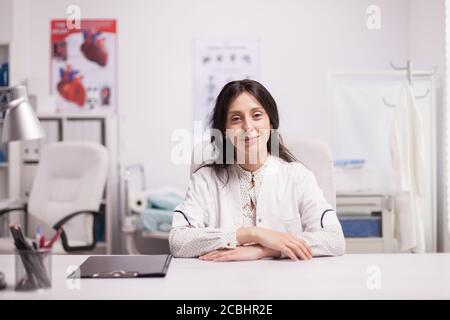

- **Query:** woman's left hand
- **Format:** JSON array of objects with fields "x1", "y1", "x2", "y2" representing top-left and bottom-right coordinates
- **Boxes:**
[{"x1": 199, "y1": 245, "x2": 268, "y2": 262}]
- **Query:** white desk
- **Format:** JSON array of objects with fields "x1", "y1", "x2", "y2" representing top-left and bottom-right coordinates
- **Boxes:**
[{"x1": 1, "y1": 254, "x2": 449, "y2": 299}]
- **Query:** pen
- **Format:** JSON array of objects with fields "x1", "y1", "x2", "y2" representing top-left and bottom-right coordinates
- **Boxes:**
[
  {"x1": 39, "y1": 235, "x2": 46, "y2": 249},
  {"x1": 36, "y1": 226, "x2": 41, "y2": 242},
  {"x1": 45, "y1": 228, "x2": 62, "y2": 249},
  {"x1": 36, "y1": 226, "x2": 47, "y2": 249}
]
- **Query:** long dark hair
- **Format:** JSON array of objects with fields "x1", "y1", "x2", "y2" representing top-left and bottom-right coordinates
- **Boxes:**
[{"x1": 201, "y1": 79, "x2": 298, "y2": 185}]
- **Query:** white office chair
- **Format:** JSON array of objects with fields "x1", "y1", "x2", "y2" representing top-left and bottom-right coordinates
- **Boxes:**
[
  {"x1": 0, "y1": 141, "x2": 109, "y2": 254},
  {"x1": 282, "y1": 135, "x2": 336, "y2": 209},
  {"x1": 122, "y1": 136, "x2": 335, "y2": 254}
]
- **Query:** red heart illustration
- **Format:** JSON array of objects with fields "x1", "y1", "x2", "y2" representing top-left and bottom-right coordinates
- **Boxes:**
[
  {"x1": 81, "y1": 29, "x2": 108, "y2": 66},
  {"x1": 57, "y1": 80, "x2": 86, "y2": 106}
]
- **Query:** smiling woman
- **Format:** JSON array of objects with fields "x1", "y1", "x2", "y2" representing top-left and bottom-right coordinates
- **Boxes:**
[
  {"x1": 225, "y1": 92, "x2": 272, "y2": 170},
  {"x1": 169, "y1": 79, "x2": 345, "y2": 261}
]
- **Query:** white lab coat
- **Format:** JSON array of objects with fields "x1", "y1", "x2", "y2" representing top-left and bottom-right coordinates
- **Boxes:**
[
  {"x1": 169, "y1": 155, "x2": 345, "y2": 258},
  {"x1": 390, "y1": 83, "x2": 426, "y2": 253}
]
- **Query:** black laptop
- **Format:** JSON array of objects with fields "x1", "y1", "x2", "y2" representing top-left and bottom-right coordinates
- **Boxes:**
[{"x1": 70, "y1": 254, "x2": 172, "y2": 278}]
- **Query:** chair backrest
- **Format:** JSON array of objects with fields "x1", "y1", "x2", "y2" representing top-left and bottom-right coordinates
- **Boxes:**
[
  {"x1": 27, "y1": 141, "x2": 109, "y2": 244},
  {"x1": 282, "y1": 135, "x2": 336, "y2": 209},
  {"x1": 189, "y1": 136, "x2": 336, "y2": 209}
]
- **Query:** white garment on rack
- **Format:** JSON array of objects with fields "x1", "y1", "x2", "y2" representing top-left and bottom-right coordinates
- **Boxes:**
[{"x1": 390, "y1": 82, "x2": 426, "y2": 253}]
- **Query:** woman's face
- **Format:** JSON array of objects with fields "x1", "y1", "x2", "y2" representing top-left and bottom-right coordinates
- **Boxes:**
[{"x1": 225, "y1": 92, "x2": 271, "y2": 161}]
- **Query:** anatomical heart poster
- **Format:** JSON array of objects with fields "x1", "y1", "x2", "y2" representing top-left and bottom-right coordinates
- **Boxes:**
[{"x1": 51, "y1": 19, "x2": 116, "y2": 113}]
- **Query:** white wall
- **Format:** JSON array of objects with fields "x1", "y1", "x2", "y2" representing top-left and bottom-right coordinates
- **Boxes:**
[
  {"x1": 12, "y1": 0, "x2": 415, "y2": 188},
  {"x1": 6, "y1": 0, "x2": 447, "y2": 251}
]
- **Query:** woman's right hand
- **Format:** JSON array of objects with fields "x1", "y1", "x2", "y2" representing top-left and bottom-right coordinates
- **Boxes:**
[{"x1": 253, "y1": 227, "x2": 312, "y2": 261}]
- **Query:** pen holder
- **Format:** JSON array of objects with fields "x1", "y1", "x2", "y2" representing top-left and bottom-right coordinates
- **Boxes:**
[{"x1": 14, "y1": 248, "x2": 52, "y2": 291}]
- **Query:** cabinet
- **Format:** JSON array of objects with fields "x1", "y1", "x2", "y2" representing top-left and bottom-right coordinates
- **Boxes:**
[
  {"x1": 0, "y1": 43, "x2": 21, "y2": 236},
  {"x1": 0, "y1": 44, "x2": 9, "y2": 87},
  {"x1": 0, "y1": 44, "x2": 10, "y2": 200},
  {"x1": 337, "y1": 193, "x2": 396, "y2": 253},
  {"x1": 20, "y1": 113, "x2": 118, "y2": 254},
  {"x1": 0, "y1": 120, "x2": 9, "y2": 200},
  {"x1": 0, "y1": 124, "x2": 21, "y2": 237}
]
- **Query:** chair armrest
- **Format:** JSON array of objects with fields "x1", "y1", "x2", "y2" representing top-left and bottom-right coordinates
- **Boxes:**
[
  {"x1": 52, "y1": 210, "x2": 102, "y2": 252},
  {"x1": 0, "y1": 206, "x2": 27, "y2": 217},
  {"x1": 0, "y1": 205, "x2": 28, "y2": 231}
]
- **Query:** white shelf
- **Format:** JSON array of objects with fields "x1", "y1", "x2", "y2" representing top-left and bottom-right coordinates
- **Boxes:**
[
  {"x1": 96, "y1": 241, "x2": 107, "y2": 248},
  {"x1": 345, "y1": 238, "x2": 385, "y2": 254},
  {"x1": 89, "y1": 241, "x2": 107, "y2": 255},
  {"x1": 337, "y1": 193, "x2": 395, "y2": 254},
  {"x1": 141, "y1": 230, "x2": 169, "y2": 240}
]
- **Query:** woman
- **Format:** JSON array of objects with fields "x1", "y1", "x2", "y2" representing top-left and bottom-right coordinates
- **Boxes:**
[{"x1": 169, "y1": 79, "x2": 345, "y2": 261}]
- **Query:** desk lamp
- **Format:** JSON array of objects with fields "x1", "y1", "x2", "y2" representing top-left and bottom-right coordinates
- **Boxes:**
[{"x1": 0, "y1": 85, "x2": 45, "y2": 142}]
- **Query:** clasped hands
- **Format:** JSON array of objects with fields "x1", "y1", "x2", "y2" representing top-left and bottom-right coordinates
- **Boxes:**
[{"x1": 199, "y1": 227, "x2": 312, "y2": 262}]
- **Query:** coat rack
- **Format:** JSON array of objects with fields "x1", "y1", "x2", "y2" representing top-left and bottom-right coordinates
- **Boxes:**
[{"x1": 382, "y1": 60, "x2": 437, "y2": 107}]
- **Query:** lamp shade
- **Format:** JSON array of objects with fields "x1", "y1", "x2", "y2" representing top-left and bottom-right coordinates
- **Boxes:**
[{"x1": 1, "y1": 86, "x2": 45, "y2": 143}]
